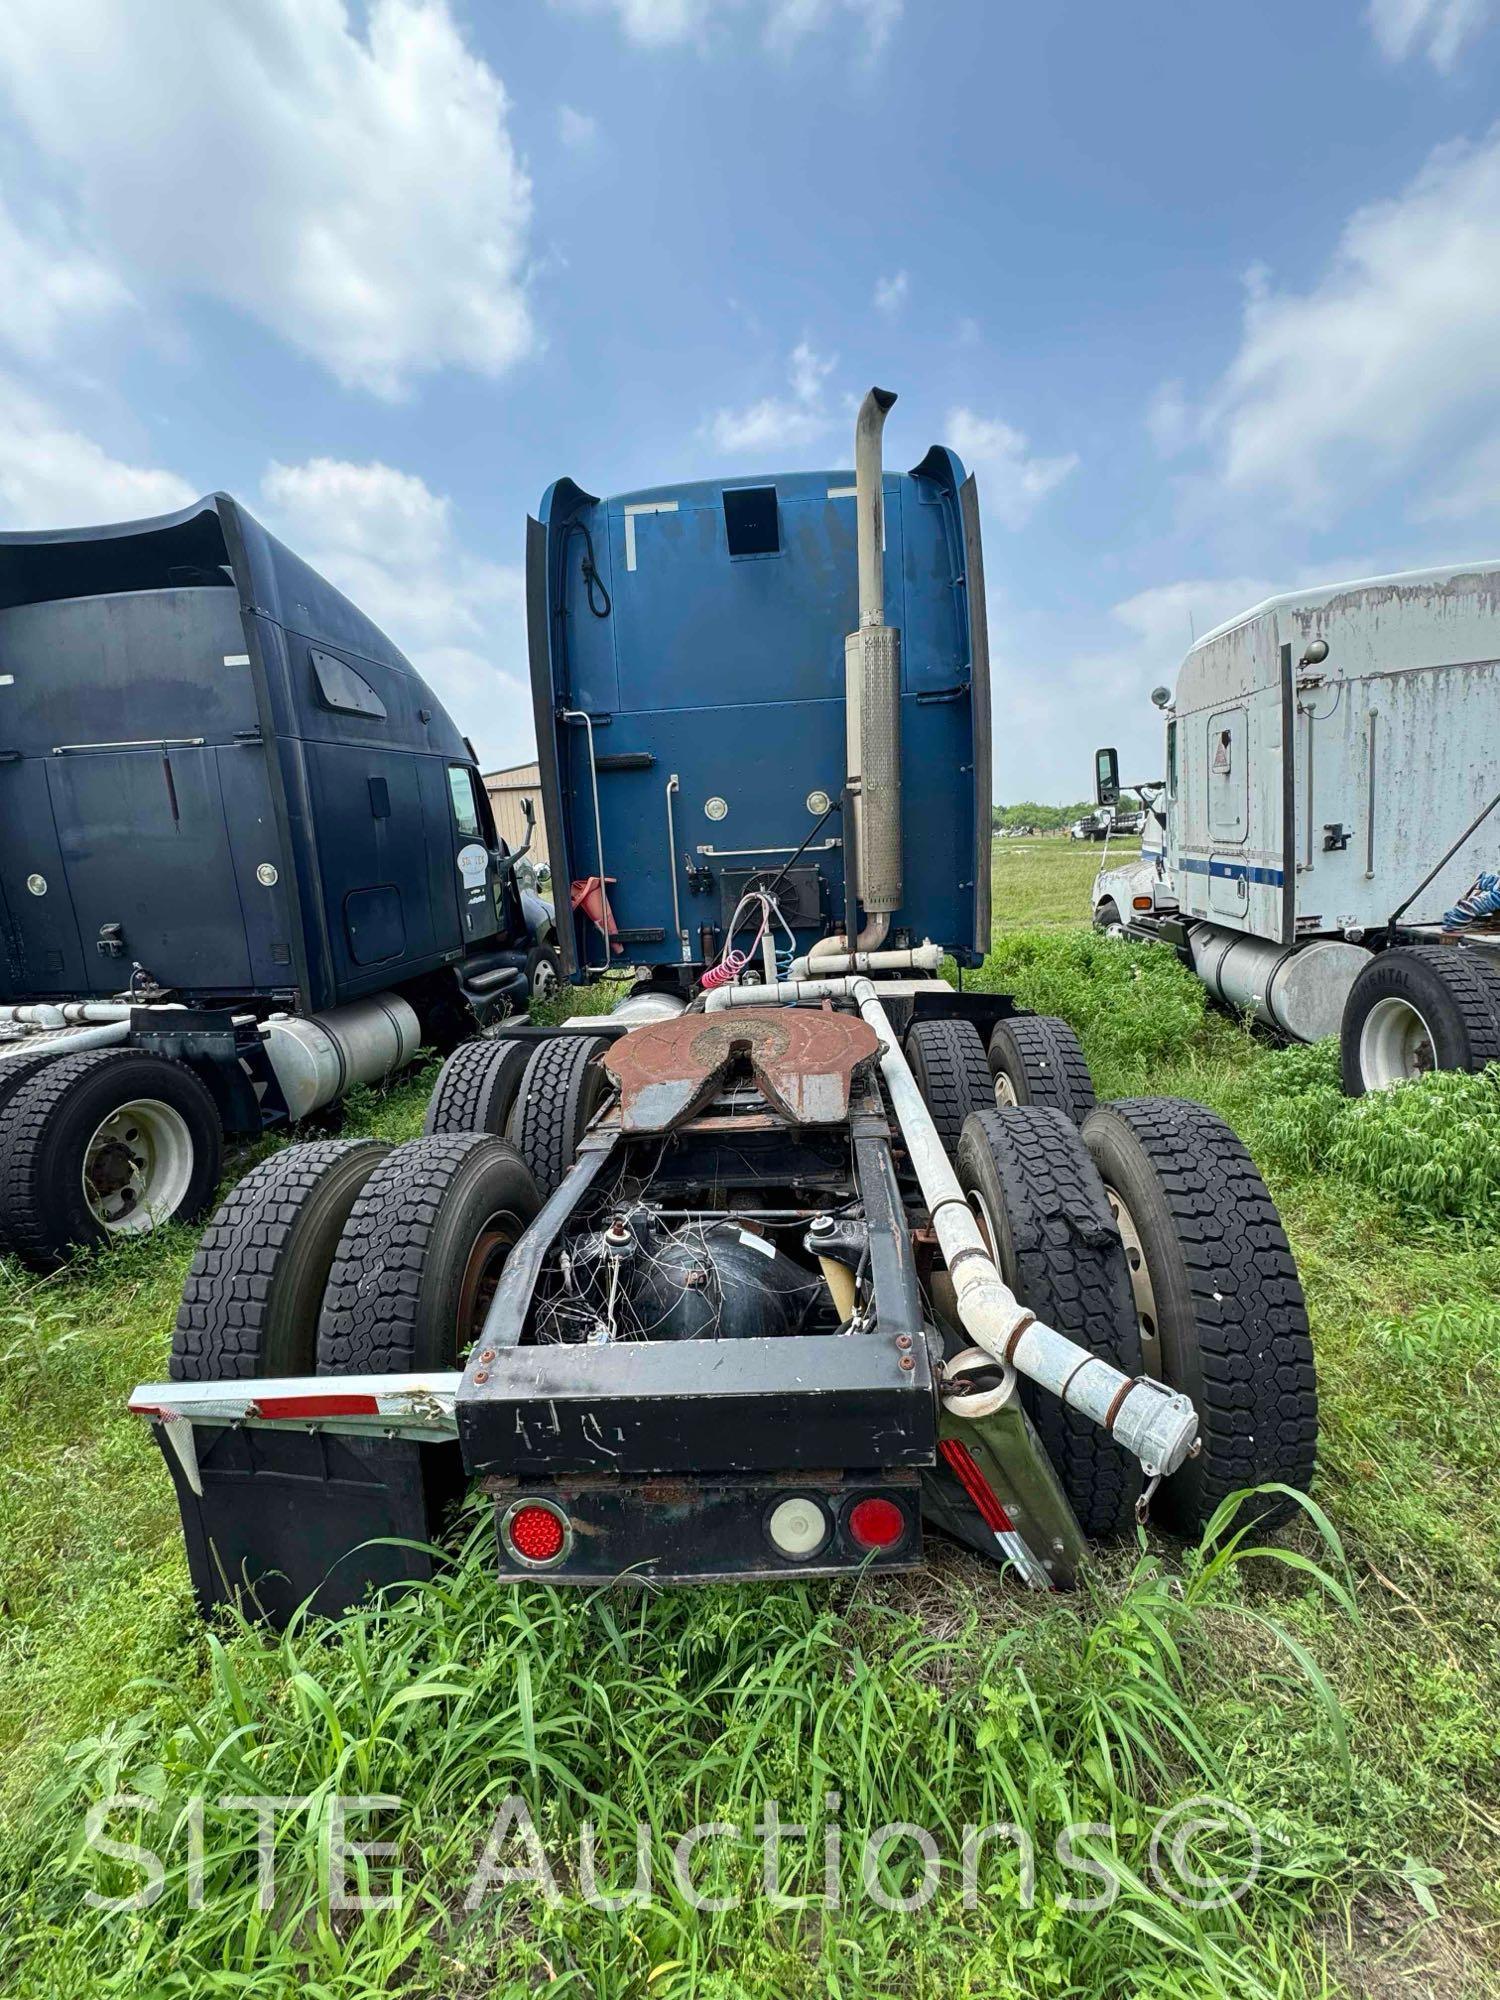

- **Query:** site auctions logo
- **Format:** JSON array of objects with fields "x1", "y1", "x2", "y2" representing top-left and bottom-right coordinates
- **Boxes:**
[{"x1": 82, "y1": 1790, "x2": 1264, "y2": 1916}]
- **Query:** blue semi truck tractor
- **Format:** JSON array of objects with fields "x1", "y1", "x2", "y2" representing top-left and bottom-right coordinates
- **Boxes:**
[
  {"x1": 0, "y1": 496, "x2": 555, "y2": 1265},
  {"x1": 133, "y1": 393, "x2": 1317, "y2": 1616}
]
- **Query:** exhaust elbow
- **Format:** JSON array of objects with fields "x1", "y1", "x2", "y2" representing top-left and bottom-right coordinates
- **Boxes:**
[{"x1": 855, "y1": 387, "x2": 897, "y2": 629}]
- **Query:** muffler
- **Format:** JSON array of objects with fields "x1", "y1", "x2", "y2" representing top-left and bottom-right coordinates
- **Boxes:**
[{"x1": 813, "y1": 386, "x2": 903, "y2": 964}]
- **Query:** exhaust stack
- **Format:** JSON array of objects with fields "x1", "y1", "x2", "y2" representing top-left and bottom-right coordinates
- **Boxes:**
[{"x1": 847, "y1": 387, "x2": 903, "y2": 928}]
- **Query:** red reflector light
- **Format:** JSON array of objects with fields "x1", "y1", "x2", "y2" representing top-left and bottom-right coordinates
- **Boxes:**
[
  {"x1": 254, "y1": 1392, "x2": 382, "y2": 1418},
  {"x1": 506, "y1": 1502, "x2": 567, "y2": 1565},
  {"x1": 846, "y1": 1495, "x2": 906, "y2": 1550},
  {"x1": 938, "y1": 1438, "x2": 1015, "y2": 1535}
]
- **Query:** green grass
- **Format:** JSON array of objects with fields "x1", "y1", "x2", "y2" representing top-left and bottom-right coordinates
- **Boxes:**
[{"x1": 1, "y1": 844, "x2": 1498, "y2": 1996}]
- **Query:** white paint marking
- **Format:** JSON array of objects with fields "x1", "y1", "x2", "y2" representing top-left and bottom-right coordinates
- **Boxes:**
[
  {"x1": 623, "y1": 499, "x2": 678, "y2": 572},
  {"x1": 825, "y1": 486, "x2": 885, "y2": 547}
]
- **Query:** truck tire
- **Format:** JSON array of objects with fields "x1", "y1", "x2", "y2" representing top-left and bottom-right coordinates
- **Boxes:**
[
  {"x1": 171, "y1": 1140, "x2": 391, "y2": 1380},
  {"x1": 904, "y1": 1019, "x2": 993, "y2": 1157},
  {"x1": 317, "y1": 1134, "x2": 542, "y2": 1374},
  {"x1": 956, "y1": 1107, "x2": 1142, "y2": 1538},
  {"x1": 1093, "y1": 898, "x2": 1122, "y2": 933},
  {"x1": 1340, "y1": 944, "x2": 1500, "y2": 1094},
  {"x1": 507, "y1": 1033, "x2": 612, "y2": 1195},
  {"x1": 987, "y1": 1016, "x2": 1096, "y2": 1123},
  {"x1": 1081, "y1": 1098, "x2": 1316, "y2": 1535},
  {"x1": 423, "y1": 1036, "x2": 532, "y2": 1138},
  {"x1": 0, "y1": 1048, "x2": 222, "y2": 1265}
]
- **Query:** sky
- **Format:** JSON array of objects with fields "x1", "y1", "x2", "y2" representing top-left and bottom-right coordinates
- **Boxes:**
[{"x1": 2, "y1": 0, "x2": 1500, "y2": 800}]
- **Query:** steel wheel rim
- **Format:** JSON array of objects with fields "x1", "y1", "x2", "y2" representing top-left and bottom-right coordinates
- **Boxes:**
[
  {"x1": 82, "y1": 1097, "x2": 194, "y2": 1232},
  {"x1": 1360, "y1": 995, "x2": 1437, "y2": 1089},
  {"x1": 530, "y1": 958, "x2": 558, "y2": 1003},
  {"x1": 1104, "y1": 1184, "x2": 1162, "y2": 1377},
  {"x1": 455, "y1": 1209, "x2": 522, "y2": 1356},
  {"x1": 993, "y1": 1071, "x2": 1019, "y2": 1108}
]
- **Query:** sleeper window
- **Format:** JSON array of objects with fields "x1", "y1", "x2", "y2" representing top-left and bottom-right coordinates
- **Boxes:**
[{"x1": 311, "y1": 648, "x2": 387, "y2": 720}]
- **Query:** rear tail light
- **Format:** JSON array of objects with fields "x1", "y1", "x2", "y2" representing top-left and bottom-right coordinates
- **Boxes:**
[
  {"x1": 845, "y1": 1495, "x2": 907, "y2": 1550},
  {"x1": 766, "y1": 1495, "x2": 831, "y2": 1559},
  {"x1": 501, "y1": 1499, "x2": 570, "y2": 1568}
]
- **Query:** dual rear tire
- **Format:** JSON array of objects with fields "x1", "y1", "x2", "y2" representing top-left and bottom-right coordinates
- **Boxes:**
[
  {"x1": 173, "y1": 1133, "x2": 542, "y2": 1384},
  {"x1": 903, "y1": 1011, "x2": 1096, "y2": 1144},
  {"x1": 425, "y1": 1030, "x2": 612, "y2": 1196},
  {"x1": 1340, "y1": 943, "x2": 1500, "y2": 1094},
  {"x1": 0, "y1": 1048, "x2": 222, "y2": 1266},
  {"x1": 955, "y1": 1095, "x2": 1316, "y2": 1538}
]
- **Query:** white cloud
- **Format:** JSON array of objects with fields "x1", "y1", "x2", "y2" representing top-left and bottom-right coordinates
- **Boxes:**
[
  {"x1": 0, "y1": 0, "x2": 533, "y2": 399},
  {"x1": 0, "y1": 196, "x2": 131, "y2": 361},
  {"x1": 990, "y1": 575, "x2": 1281, "y2": 802},
  {"x1": 1418, "y1": 431, "x2": 1500, "y2": 518},
  {"x1": 260, "y1": 457, "x2": 532, "y2": 766},
  {"x1": 873, "y1": 270, "x2": 909, "y2": 316},
  {"x1": 1367, "y1": 0, "x2": 1494, "y2": 69},
  {"x1": 1110, "y1": 576, "x2": 1281, "y2": 656},
  {"x1": 558, "y1": 103, "x2": 600, "y2": 150},
  {"x1": 552, "y1": 0, "x2": 900, "y2": 58},
  {"x1": 1173, "y1": 130, "x2": 1500, "y2": 522},
  {"x1": 0, "y1": 374, "x2": 195, "y2": 528},
  {"x1": 707, "y1": 339, "x2": 836, "y2": 454},
  {"x1": 946, "y1": 407, "x2": 1078, "y2": 528}
]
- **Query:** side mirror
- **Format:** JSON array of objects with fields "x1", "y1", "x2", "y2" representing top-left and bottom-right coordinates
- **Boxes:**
[
  {"x1": 1094, "y1": 746, "x2": 1119, "y2": 806},
  {"x1": 522, "y1": 795, "x2": 536, "y2": 830}
]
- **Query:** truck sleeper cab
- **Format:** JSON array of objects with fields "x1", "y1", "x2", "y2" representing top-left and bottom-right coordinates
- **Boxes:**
[
  {"x1": 1092, "y1": 559, "x2": 1500, "y2": 1093},
  {"x1": 0, "y1": 497, "x2": 553, "y2": 1264},
  {"x1": 135, "y1": 392, "x2": 1317, "y2": 1616}
]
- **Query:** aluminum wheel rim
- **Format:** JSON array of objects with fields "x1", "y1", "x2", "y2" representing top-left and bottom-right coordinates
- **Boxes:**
[
  {"x1": 1104, "y1": 1184, "x2": 1162, "y2": 1377},
  {"x1": 82, "y1": 1097, "x2": 194, "y2": 1232},
  {"x1": 1359, "y1": 995, "x2": 1437, "y2": 1089}
]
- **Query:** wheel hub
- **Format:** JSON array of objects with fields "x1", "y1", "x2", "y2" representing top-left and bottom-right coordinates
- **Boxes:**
[
  {"x1": 1359, "y1": 994, "x2": 1437, "y2": 1090},
  {"x1": 82, "y1": 1097, "x2": 194, "y2": 1232}
]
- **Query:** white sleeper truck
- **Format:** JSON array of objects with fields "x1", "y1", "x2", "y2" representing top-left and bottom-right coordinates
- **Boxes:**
[{"x1": 1093, "y1": 560, "x2": 1500, "y2": 1092}]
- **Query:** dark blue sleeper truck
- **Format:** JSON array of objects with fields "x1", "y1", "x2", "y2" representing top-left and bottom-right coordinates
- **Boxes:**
[{"x1": 0, "y1": 495, "x2": 553, "y2": 1264}]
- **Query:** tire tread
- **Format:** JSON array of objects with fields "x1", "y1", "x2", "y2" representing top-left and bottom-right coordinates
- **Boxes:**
[
  {"x1": 1084, "y1": 1096, "x2": 1316, "y2": 1528},
  {"x1": 958, "y1": 1106, "x2": 1141, "y2": 1537},
  {"x1": 171, "y1": 1139, "x2": 389, "y2": 1380}
]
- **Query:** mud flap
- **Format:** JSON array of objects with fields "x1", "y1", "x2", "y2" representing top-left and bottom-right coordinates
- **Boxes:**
[
  {"x1": 921, "y1": 1387, "x2": 1089, "y2": 1589},
  {"x1": 154, "y1": 1422, "x2": 466, "y2": 1629}
]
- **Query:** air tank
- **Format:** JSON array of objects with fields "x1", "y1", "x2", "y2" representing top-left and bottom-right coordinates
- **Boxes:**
[{"x1": 1188, "y1": 925, "x2": 1370, "y2": 1043}]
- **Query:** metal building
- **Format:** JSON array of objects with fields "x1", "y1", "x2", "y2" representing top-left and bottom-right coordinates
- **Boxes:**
[{"x1": 484, "y1": 760, "x2": 550, "y2": 870}]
